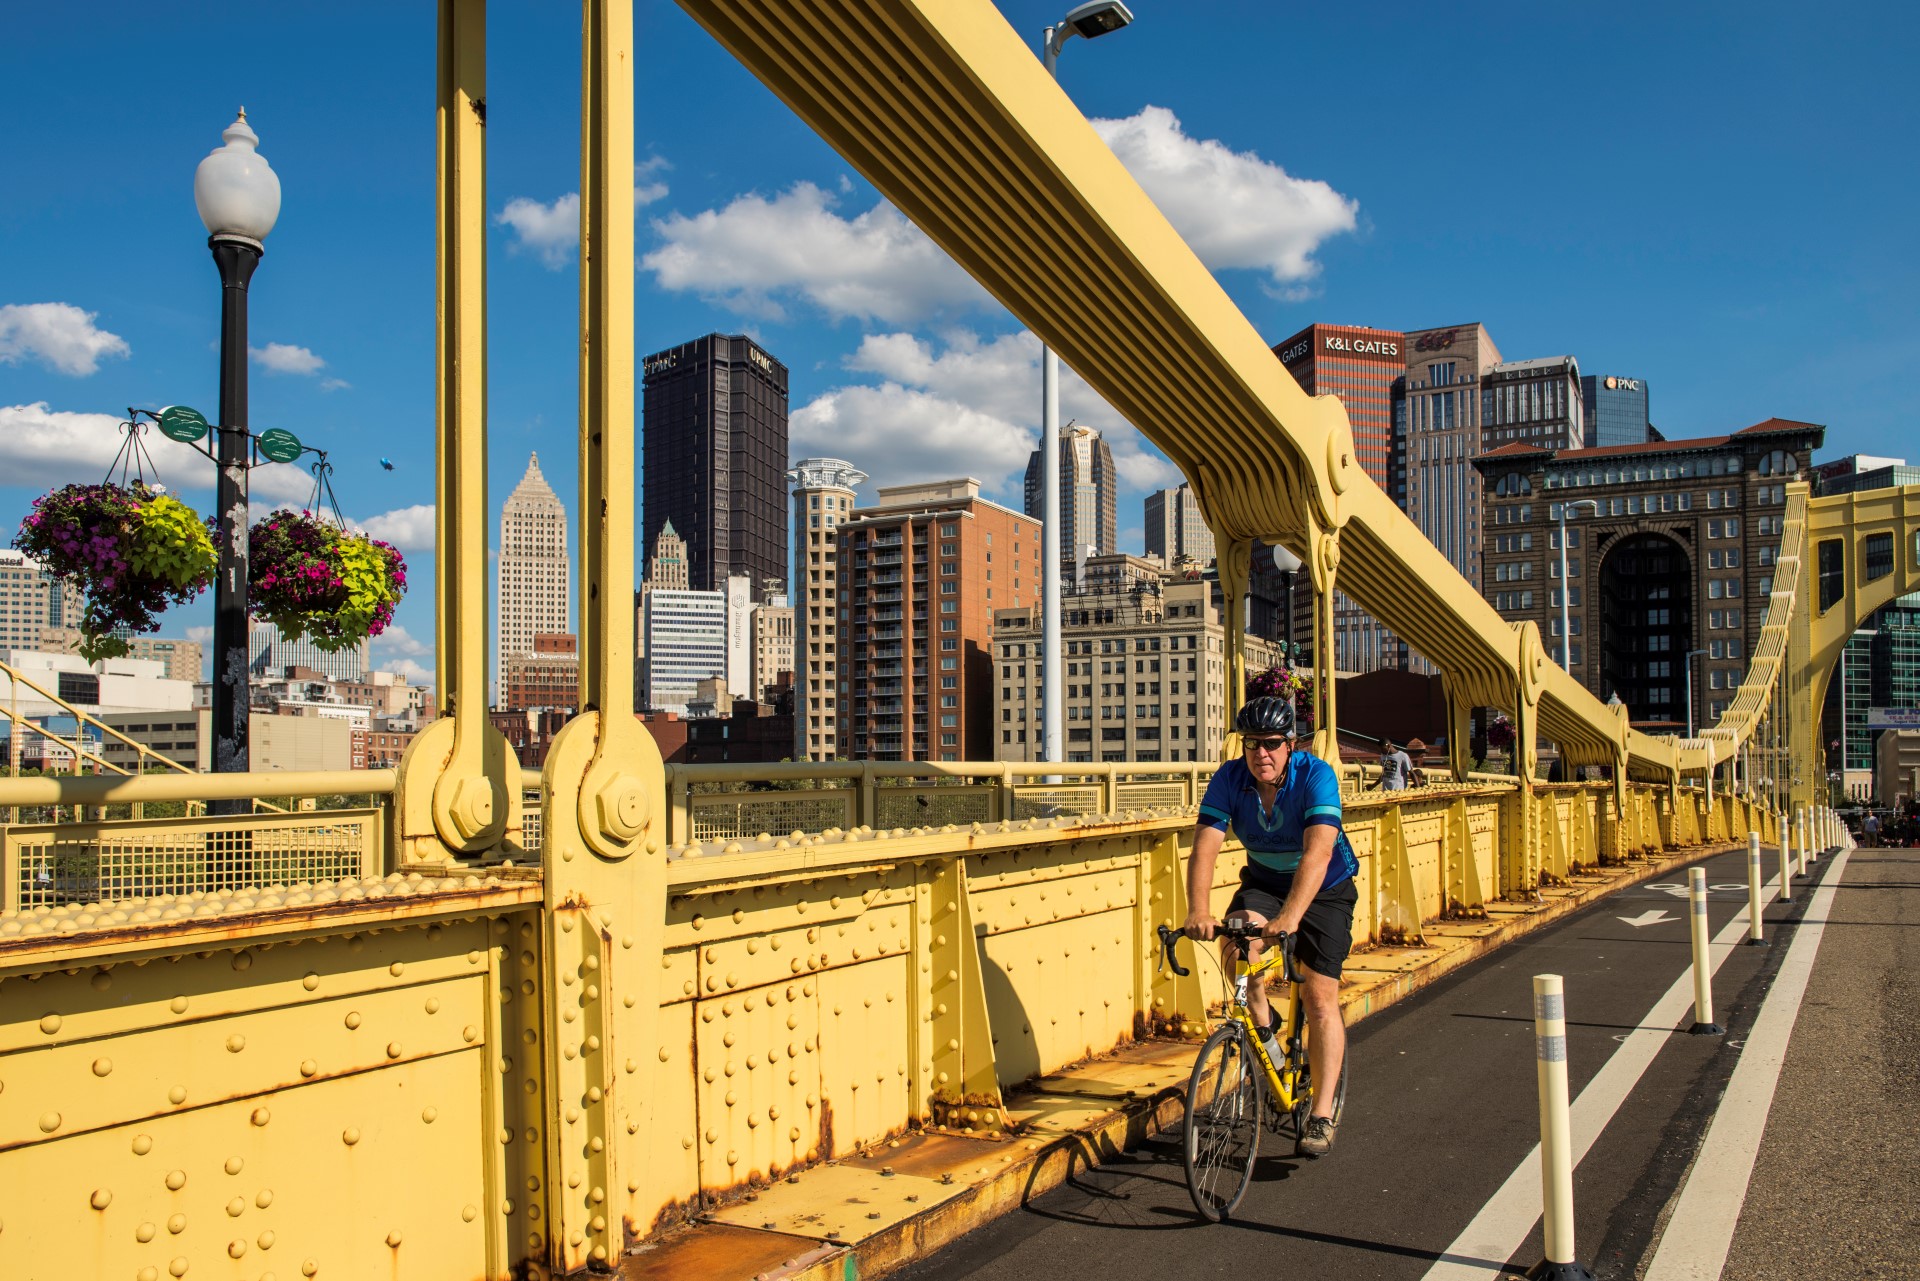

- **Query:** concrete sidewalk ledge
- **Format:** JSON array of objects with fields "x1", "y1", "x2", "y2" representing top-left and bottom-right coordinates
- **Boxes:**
[{"x1": 620, "y1": 842, "x2": 1746, "y2": 1281}]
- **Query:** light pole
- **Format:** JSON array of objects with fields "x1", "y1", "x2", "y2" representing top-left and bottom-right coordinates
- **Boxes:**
[
  {"x1": 1039, "y1": 1, "x2": 1133, "y2": 765},
  {"x1": 1684, "y1": 648, "x2": 1708, "y2": 739},
  {"x1": 194, "y1": 110, "x2": 281, "y2": 804},
  {"x1": 1556, "y1": 498, "x2": 1599, "y2": 674},
  {"x1": 1270, "y1": 543, "x2": 1302, "y2": 663}
]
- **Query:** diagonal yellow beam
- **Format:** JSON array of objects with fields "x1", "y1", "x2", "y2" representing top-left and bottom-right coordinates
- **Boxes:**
[{"x1": 678, "y1": 0, "x2": 1656, "y2": 772}]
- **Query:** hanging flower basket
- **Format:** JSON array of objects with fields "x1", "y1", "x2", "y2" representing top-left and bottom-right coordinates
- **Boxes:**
[
  {"x1": 15, "y1": 483, "x2": 218, "y2": 662},
  {"x1": 249, "y1": 510, "x2": 407, "y2": 653},
  {"x1": 1246, "y1": 663, "x2": 1315, "y2": 734},
  {"x1": 1486, "y1": 713, "x2": 1516, "y2": 752}
]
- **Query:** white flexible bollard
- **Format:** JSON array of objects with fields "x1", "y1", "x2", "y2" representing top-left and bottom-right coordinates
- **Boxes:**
[
  {"x1": 1686, "y1": 867, "x2": 1723, "y2": 1034},
  {"x1": 1779, "y1": 811, "x2": 1794, "y2": 903},
  {"x1": 1530, "y1": 974, "x2": 1597, "y2": 1281},
  {"x1": 1746, "y1": 831, "x2": 1766, "y2": 946},
  {"x1": 1796, "y1": 807, "x2": 1808, "y2": 875}
]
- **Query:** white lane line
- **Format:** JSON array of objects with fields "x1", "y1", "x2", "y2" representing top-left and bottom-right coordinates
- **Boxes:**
[
  {"x1": 1640, "y1": 844, "x2": 1851, "y2": 1280},
  {"x1": 1421, "y1": 862, "x2": 1779, "y2": 1281}
]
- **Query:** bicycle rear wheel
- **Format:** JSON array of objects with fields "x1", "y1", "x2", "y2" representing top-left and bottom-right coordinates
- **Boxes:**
[{"x1": 1183, "y1": 1023, "x2": 1262, "y2": 1221}]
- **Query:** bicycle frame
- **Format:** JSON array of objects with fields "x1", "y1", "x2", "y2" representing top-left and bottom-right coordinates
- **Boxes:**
[{"x1": 1220, "y1": 942, "x2": 1305, "y2": 1114}]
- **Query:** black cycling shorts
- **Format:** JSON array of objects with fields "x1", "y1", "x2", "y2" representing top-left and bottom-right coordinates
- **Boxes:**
[{"x1": 1225, "y1": 876, "x2": 1358, "y2": 980}]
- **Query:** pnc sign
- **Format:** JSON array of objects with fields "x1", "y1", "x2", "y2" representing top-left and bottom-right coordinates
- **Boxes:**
[{"x1": 1603, "y1": 376, "x2": 1643, "y2": 392}]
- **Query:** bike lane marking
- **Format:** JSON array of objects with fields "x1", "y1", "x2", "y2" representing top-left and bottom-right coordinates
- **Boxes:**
[
  {"x1": 1419, "y1": 853, "x2": 1777, "y2": 1280},
  {"x1": 1638, "y1": 843, "x2": 1852, "y2": 1280}
]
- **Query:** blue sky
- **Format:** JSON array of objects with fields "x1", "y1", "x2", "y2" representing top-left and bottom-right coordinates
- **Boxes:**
[{"x1": 3, "y1": 2, "x2": 1915, "y2": 685}]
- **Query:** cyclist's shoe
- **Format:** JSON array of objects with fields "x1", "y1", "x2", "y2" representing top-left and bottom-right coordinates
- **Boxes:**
[{"x1": 1297, "y1": 1114, "x2": 1337, "y2": 1157}]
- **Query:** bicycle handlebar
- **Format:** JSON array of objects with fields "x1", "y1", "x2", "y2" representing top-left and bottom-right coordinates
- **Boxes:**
[{"x1": 1156, "y1": 923, "x2": 1302, "y2": 985}]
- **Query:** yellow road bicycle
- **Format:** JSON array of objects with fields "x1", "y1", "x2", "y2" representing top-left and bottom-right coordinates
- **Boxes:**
[{"x1": 1157, "y1": 922, "x2": 1349, "y2": 1221}]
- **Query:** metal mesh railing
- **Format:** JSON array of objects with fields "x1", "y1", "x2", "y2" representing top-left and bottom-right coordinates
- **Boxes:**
[
  {"x1": 1011, "y1": 785, "x2": 1104, "y2": 819},
  {"x1": 1113, "y1": 781, "x2": 1188, "y2": 809},
  {"x1": 874, "y1": 785, "x2": 996, "y2": 829},
  {"x1": 688, "y1": 791, "x2": 857, "y2": 843},
  {"x1": 4, "y1": 809, "x2": 381, "y2": 911}
]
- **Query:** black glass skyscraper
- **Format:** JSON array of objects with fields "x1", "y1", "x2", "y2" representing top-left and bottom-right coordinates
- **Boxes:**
[{"x1": 642, "y1": 334, "x2": 790, "y2": 596}]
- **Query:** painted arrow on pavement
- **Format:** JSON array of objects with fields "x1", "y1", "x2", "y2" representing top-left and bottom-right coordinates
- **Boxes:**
[{"x1": 1618, "y1": 909, "x2": 1678, "y2": 928}]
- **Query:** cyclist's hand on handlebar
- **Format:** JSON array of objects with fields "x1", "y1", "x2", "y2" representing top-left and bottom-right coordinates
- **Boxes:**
[
  {"x1": 1182, "y1": 909, "x2": 1220, "y2": 941},
  {"x1": 1260, "y1": 913, "x2": 1300, "y2": 942}
]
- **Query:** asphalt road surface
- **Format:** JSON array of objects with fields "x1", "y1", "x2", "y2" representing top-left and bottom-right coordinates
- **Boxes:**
[{"x1": 894, "y1": 843, "x2": 1909, "y2": 1281}]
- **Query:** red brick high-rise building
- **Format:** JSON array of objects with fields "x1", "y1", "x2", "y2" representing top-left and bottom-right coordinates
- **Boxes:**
[
  {"x1": 1274, "y1": 323, "x2": 1408, "y2": 672},
  {"x1": 837, "y1": 479, "x2": 1041, "y2": 761}
]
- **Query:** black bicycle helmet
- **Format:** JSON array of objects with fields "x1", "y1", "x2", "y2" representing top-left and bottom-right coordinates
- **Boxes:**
[{"x1": 1234, "y1": 695, "x2": 1296, "y2": 738}]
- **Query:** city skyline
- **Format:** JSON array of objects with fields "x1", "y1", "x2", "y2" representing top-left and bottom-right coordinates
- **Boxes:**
[{"x1": 2, "y1": 3, "x2": 1912, "y2": 684}]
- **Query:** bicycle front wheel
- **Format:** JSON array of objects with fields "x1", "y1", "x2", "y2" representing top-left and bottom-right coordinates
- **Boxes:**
[{"x1": 1183, "y1": 1023, "x2": 1262, "y2": 1221}]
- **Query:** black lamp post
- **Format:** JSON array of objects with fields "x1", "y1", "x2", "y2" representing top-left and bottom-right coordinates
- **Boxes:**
[{"x1": 193, "y1": 110, "x2": 281, "y2": 808}]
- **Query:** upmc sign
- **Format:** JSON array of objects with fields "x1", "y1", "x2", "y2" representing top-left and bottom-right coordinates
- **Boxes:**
[{"x1": 1278, "y1": 328, "x2": 1405, "y2": 367}]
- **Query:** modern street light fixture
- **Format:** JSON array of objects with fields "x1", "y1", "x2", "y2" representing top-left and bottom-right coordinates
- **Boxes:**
[
  {"x1": 1684, "y1": 648, "x2": 1709, "y2": 739},
  {"x1": 1038, "y1": 1, "x2": 1133, "y2": 766},
  {"x1": 194, "y1": 109, "x2": 281, "y2": 804},
  {"x1": 1556, "y1": 498, "x2": 1599, "y2": 673}
]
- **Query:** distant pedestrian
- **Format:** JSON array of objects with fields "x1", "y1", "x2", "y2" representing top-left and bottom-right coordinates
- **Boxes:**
[
  {"x1": 1378, "y1": 741, "x2": 1413, "y2": 791},
  {"x1": 1863, "y1": 812, "x2": 1880, "y2": 846}
]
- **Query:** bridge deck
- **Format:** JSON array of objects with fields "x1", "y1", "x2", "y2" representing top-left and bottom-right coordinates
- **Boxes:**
[
  {"x1": 837, "y1": 841, "x2": 1899, "y2": 1281},
  {"x1": 614, "y1": 836, "x2": 1902, "y2": 1281}
]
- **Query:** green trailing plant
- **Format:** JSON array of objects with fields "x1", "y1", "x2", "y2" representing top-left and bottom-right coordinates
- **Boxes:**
[{"x1": 14, "y1": 483, "x2": 218, "y2": 661}]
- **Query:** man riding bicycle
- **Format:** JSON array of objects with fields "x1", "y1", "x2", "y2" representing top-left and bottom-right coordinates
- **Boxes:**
[{"x1": 1182, "y1": 695, "x2": 1359, "y2": 1157}]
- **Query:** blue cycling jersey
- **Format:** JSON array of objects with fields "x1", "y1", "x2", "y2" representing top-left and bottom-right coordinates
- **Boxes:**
[{"x1": 1197, "y1": 751, "x2": 1360, "y2": 892}]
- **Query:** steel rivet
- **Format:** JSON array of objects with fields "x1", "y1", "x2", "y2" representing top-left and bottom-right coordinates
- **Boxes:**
[
  {"x1": 132, "y1": 1134, "x2": 153, "y2": 1155},
  {"x1": 228, "y1": 1197, "x2": 246, "y2": 1217},
  {"x1": 386, "y1": 1230, "x2": 403, "y2": 1247},
  {"x1": 299, "y1": 1060, "x2": 318, "y2": 1078},
  {"x1": 387, "y1": 1042, "x2": 403, "y2": 1059},
  {"x1": 225, "y1": 1156, "x2": 245, "y2": 1175},
  {"x1": 90, "y1": 1188, "x2": 112, "y2": 1210},
  {"x1": 168, "y1": 1213, "x2": 187, "y2": 1233},
  {"x1": 137, "y1": 1222, "x2": 157, "y2": 1242},
  {"x1": 169, "y1": 1259, "x2": 188, "y2": 1278},
  {"x1": 461, "y1": 1205, "x2": 477, "y2": 1223},
  {"x1": 164, "y1": 1169, "x2": 186, "y2": 1190},
  {"x1": 258, "y1": 1229, "x2": 276, "y2": 1249},
  {"x1": 256, "y1": 1191, "x2": 274, "y2": 1209},
  {"x1": 227, "y1": 1034, "x2": 246, "y2": 1053},
  {"x1": 344, "y1": 1012, "x2": 361, "y2": 1030},
  {"x1": 342, "y1": 1128, "x2": 361, "y2": 1146}
]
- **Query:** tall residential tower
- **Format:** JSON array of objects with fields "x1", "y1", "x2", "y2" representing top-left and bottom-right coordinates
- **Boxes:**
[{"x1": 787, "y1": 458, "x2": 867, "y2": 760}]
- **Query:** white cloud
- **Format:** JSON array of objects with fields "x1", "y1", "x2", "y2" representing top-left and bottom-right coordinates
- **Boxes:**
[
  {"x1": 644, "y1": 183, "x2": 990, "y2": 323},
  {"x1": 382, "y1": 657, "x2": 434, "y2": 684},
  {"x1": 0, "y1": 402, "x2": 211, "y2": 490},
  {"x1": 792, "y1": 383, "x2": 1034, "y2": 495},
  {"x1": 360, "y1": 503, "x2": 435, "y2": 552},
  {"x1": 319, "y1": 377, "x2": 351, "y2": 392},
  {"x1": 797, "y1": 330, "x2": 1186, "y2": 502},
  {"x1": 250, "y1": 342, "x2": 326, "y2": 375},
  {"x1": 498, "y1": 192, "x2": 581, "y2": 269},
  {"x1": 1090, "y1": 106, "x2": 1358, "y2": 289},
  {"x1": 499, "y1": 161, "x2": 672, "y2": 270},
  {"x1": 0, "y1": 303, "x2": 130, "y2": 376},
  {"x1": 247, "y1": 462, "x2": 317, "y2": 507},
  {"x1": 184, "y1": 625, "x2": 213, "y2": 645},
  {"x1": 373, "y1": 623, "x2": 433, "y2": 659}
]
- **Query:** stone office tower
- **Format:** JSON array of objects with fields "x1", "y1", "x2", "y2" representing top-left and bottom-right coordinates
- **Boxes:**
[{"x1": 495, "y1": 453, "x2": 571, "y2": 708}]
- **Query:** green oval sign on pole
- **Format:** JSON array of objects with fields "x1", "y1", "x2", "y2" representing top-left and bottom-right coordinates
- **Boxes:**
[
  {"x1": 257, "y1": 428, "x2": 304, "y2": 464},
  {"x1": 156, "y1": 405, "x2": 210, "y2": 443}
]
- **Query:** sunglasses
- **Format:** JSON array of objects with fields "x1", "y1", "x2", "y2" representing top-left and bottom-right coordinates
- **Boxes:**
[{"x1": 1243, "y1": 737, "x2": 1291, "y2": 755}]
